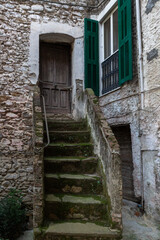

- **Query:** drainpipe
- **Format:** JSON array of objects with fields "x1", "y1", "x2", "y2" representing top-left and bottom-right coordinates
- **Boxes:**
[
  {"x1": 136, "y1": 0, "x2": 144, "y2": 110},
  {"x1": 135, "y1": 0, "x2": 144, "y2": 210}
]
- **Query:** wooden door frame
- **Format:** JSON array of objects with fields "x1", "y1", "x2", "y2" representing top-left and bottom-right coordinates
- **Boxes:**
[{"x1": 111, "y1": 124, "x2": 141, "y2": 203}]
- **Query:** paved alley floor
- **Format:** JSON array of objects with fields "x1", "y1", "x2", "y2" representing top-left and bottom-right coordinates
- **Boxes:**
[
  {"x1": 122, "y1": 200, "x2": 160, "y2": 240},
  {"x1": 17, "y1": 230, "x2": 33, "y2": 240}
]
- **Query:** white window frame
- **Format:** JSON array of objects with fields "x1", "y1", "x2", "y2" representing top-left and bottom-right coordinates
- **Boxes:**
[
  {"x1": 97, "y1": 0, "x2": 119, "y2": 96},
  {"x1": 103, "y1": 6, "x2": 118, "y2": 60}
]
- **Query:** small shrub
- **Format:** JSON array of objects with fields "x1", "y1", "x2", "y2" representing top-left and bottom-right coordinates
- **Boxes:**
[{"x1": 0, "y1": 189, "x2": 26, "y2": 240}]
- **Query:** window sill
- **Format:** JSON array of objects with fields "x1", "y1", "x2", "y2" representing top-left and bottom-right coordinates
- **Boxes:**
[{"x1": 100, "y1": 86, "x2": 121, "y2": 98}]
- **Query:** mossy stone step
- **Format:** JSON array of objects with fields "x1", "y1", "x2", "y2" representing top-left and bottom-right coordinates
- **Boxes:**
[
  {"x1": 44, "y1": 143, "x2": 94, "y2": 157},
  {"x1": 34, "y1": 222, "x2": 121, "y2": 240},
  {"x1": 45, "y1": 194, "x2": 108, "y2": 221},
  {"x1": 44, "y1": 156, "x2": 98, "y2": 174},
  {"x1": 47, "y1": 120, "x2": 88, "y2": 131},
  {"x1": 44, "y1": 130, "x2": 91, "y2": 143},
  {"x1": 45, "y1": 173, "x2": 103, "y2": 195}
]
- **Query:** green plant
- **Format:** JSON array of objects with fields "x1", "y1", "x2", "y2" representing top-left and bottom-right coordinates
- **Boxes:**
[{"x1": 0, "y1": 189, "x2": 26, "y2": 240}]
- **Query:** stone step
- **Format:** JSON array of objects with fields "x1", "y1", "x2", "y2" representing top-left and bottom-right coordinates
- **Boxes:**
[
  {"x1": 45, "y1": 194, "x2": 108, "y2": 221},
  {"x1": 34, "y1": 221, "x2": 121, "y2": 240},
  {"x1": 44, "y1": 130, "x2": 91, "y2": 143},
  {"x1": 45, "y1": 173, "x2": 103, "y2": 195},
  {"x1": 44, "y1": 156, "x2": 98, "y2": 174},
  {"x1": 47, "y1": 120, "x2": 88, "y2": 131},
  {"x1": 44, "y1": 143, "x2": 94, "y2": 157}
]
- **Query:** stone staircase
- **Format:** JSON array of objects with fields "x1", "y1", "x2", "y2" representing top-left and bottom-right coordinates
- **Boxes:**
[{"x1": 34, "y1": 119, "x2": 121, "y2": 240}]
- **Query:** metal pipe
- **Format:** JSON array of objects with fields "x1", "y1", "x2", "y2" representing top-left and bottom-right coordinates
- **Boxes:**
[
  {"x1": 135, "y1": 0, "x2": 144, "y2": 210},
  {"x1": 41, "y1": 95, "x2": 50, "y2": 148},
  {"x1": 136, "y1": 0, "x2": 144, "y2": 110}
]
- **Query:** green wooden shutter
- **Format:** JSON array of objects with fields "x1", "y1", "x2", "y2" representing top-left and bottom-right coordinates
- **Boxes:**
[
  {"x1": 118, "y1": 0, "x2": 132, "y2": 85},
  {"x1": 84, "y1": 18, "x2": 99, "y2": 96}
]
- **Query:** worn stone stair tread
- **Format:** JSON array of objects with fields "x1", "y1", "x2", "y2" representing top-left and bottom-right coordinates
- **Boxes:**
[
  {"x1": 45, "y1": 130, "x2": 90, "y2": 133},
  {"x1": 47, "y1": 120, "x2": 88, "y2": 129},
  {"x1": 48, "y1": 143, "x2": 93, "y2": 147},
  {"x1": 36, "y1": 222, "x2": 120, "y2": 237},
  {"x1": 44, "y1": 142, "x2": 94, "y2": 157},
  {"x1": 47, "y1": 120, "x2": 84, "y2": 123},
  {"x1": 44, "y1": 130, "x2": 91, "y2": 143},
  {"x1": 45, "y1": 194, "x2": 106, "y2": 204},
  {"x1": 45, "y1": 173, "x2": 100, "y2": 180},
  {"x1": 44, "y1": 156, "x2": 98, "y2": 162}
]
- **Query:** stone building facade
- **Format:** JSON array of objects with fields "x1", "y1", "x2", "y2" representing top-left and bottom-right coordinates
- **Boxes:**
[
  {"x1": 0, "y1": 0, "x2": 160, "y2": 228},
  {"x1": 96, "y1": 0, "x2": 160, "y2": 221}
]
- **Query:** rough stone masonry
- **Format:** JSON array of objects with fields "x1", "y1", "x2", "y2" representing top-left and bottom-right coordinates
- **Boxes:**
[{"x1": 0, "y1": 0, "x2": 98, "y2": 226}]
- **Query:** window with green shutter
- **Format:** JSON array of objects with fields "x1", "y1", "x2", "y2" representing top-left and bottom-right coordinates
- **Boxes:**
[
  {"x1": 84, "y1": 18, "x2": 99, "y2": 96},
  {"x1": 118, "y1": 0, "x2": 132, "y2": 85},
  {"x1": 102, "y1": 7, "x2": 119, "y2": 94}
]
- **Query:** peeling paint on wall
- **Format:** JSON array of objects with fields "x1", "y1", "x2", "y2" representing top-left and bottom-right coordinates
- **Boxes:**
[{"x1": 147, "y1": 48, "x2": 158, "y2": 62}]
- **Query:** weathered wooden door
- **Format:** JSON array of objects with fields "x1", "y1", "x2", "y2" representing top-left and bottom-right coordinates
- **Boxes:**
[
  {"x1": 111, "y1": 125, "x2": 139, "y2": 202},
  {"x1": 40, "y1": 42, "x2": 71, "y2": 114}
]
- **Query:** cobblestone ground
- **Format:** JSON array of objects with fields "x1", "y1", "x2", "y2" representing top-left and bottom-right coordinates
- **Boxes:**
[{"x1": 122, "y1": 200, "x2": 160, "y2": 240}]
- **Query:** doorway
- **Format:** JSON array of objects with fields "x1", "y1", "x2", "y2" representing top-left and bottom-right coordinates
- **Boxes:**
[
  {"x1": 40, "y1": 42, "x2": 71, "y2": 114},
  {"x1": 111, "y1": 125, "x2": 138, "y2": 202}
]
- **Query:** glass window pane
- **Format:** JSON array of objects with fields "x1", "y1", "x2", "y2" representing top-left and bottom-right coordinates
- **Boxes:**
[
  {"x1": 113, "y1": 9, "x2": 118, "y2": 52},
  {"x1": 104, "y1": 18, "x2": 111, "y2": 59}
]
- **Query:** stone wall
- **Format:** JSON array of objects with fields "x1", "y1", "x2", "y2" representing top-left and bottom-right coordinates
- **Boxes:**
[
  {"x1": 0, "y1": 0, "x2": 96, "y2": 226},
  {"x1": 33, "y1": 86, "x2": 44, "y2": 228},
  {"x1": 99, "y1": 89, "x2": 142, "y2": 197},
  {"x1": 97, "y1": 0, "x2": 160, "y2": 221},
  {"x1": 97, "y1": 0, "x2": 141, "y2": 198},
  {"x1": 140, "y1": 0, "x2": 160, "y2": 220},
  {"x1": 75, "y1": 88, "x2": 122, "y2": 228}
]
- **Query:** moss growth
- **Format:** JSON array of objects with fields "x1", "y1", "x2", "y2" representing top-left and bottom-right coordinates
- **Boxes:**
[
  {"x1": 35, "y1": 112, "x2": 43, "y2": 118},
  {"x1": 45, "y1": 143, "x2": 94, "y2": 158},
  {"x1": 93, "y1": 98, "x2": 99, "y2": 105},
  {"x1": 45, "y1": 193, "x2": 106, "y2": 203},
  {"x1": 97, "y1": 159, "x2": 114, "y2": 227},
  {"x1": 48, "y1": 143, "x2": 93, "y2": 147},
  {"x1": 45, "y1": 201, "x2": 108, "y2": 222},
  {"x1": 86, "y1": 88, "x2": 95, "y2": 96},
  {"x1": 47, "y1": 120, "x2": 88, "y2": 131},
  {"x1": 45, "y1": 156, "x2": 89, "y2": 160},
  {"x1": 46, "y1": 131, "x2": 91, "y2": 144},
  {"x1": 40, "y1": 115, "x2": 121, "y2": 237},
  {"x1": 35, "y1": 131, "x2": 43, "y2": 137}
]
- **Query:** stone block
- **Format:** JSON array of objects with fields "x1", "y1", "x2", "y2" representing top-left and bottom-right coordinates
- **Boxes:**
[{"x1": 31, "y1": 5, "x2": 44, "y2": 12}]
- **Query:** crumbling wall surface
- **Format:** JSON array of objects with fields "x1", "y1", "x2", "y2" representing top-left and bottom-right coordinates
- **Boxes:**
[
  {"x1": 98, "y1": 0, "x2": 141, "y2": 196},
  {"x1": 77, "y1": 89, "x2": 122, "y2": 228},
  {"x1": 99, "y1": 85, "x2": 142, "y2": 199},
  {"x1": 140, "y1": 0, "x2": 160, "y2": 220},
  {"x1": 0, "y1": 0, "x2": 36, "y2": 225},
  {"x1": 98, "y1": 0, "x2": 160, "y2": 221},
  {"x1": 0, "y1": 0, "x2": 34, "y2": 214},
  {"x1": 33, "y1": 86, "x2": 44, "y2": 228},
  {"x1": 0, "y1": 0, "x2": 93, "y2": 225}
]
